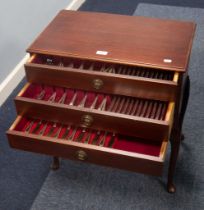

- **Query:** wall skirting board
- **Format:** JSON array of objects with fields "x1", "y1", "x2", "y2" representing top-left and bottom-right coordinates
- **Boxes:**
[{"x1": 0, "y1": 0, "x2": 85, "y2": 107}]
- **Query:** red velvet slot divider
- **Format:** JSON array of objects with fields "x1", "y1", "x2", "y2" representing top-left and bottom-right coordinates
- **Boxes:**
[
  {"x1": 21, "y1": 83, "x2": 168, "y2": 120},
  {"x1": 14, "y1": 117, "x2": 162, "y2": 157},
  {"x1": 21, "y1": 83, "x2": 112, "y2": 110}
]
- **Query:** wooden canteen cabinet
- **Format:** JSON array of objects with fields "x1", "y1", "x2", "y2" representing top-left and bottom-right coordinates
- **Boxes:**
[{"x1": 6, "y1": 10, "x2": 196, "y2": 193}]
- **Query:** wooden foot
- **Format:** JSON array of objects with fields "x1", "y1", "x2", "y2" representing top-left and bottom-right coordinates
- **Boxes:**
[
  {"x1": 50, "y1": 156, "x2": 60, "y2": 170},
  {"x1": 167, "y1": 183, "x2": 176, "y2": 193}
]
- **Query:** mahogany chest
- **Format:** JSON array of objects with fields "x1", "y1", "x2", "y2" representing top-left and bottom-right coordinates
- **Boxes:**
[{"x1": 6, "y1": 10, "x2": 196, "y2": 193}]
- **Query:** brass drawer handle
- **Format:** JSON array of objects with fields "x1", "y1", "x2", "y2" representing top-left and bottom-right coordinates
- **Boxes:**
[
  {"x1": 92, "y1": 79, "x2": 104, "y2": 90},
  {"x1": 81, "y1": 114, "x2": 93, "y2": 127},
  {"x1": 76, "y1": 150, "x2": 87, "y2": 161}
]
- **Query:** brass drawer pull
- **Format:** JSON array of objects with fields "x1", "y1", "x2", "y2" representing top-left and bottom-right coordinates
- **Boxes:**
[
  {"x1": 76, "y1": 150, "x2": 87, "y2": 161},
  {"x1": 92, "y1": 79, "x2": 104, "y2": 90},
  {"x1": 81, "y1": 114, "x2": 93, "y2": 127}
]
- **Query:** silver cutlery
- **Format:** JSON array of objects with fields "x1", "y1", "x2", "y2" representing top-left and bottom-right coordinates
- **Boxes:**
[
  {"x1": 69, "y1": 92, "x2": 77, "y2": 106},
  {"x1": 32, "y1": 91, "x2": 57, "y2": 134},
  {"x1": 46, "y1": 58, "x2": 53, "y2": 65},
  {"x1": 47, "y1": 91, "x2": 68, "y2": 137},
  {"x1": 61, "y1": 125, "x2": 71, "y2": 139},
  {"x1": 91, "y1": 130, "x2": 101, "y2": 145},
  {"x1": 97, "y1": 97, "x2": 107, "y2": 111},
  {"x1": 90, "y1": 95, "x2": 99, "y2": 109},
  {"x1": 78, "y1": 94, "x2": 87, "y2": 108},
  {"x1": 107, "y1": 133, "x2": 116, "y2": 148},
  {"x1": 25, "y1": 89, "x2": 45, "y2": 133},
  {"x1": 83, "y1": 131, "x2": 92, "y2": 144},
  {"x1": 67, "y1": 127, "x2": 78, "y2": 141},
  {"x1": 98, "y1": 131, "x2": 108, "y2": 146}
]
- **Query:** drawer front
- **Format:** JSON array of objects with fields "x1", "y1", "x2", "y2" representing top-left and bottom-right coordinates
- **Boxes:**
[
  {"x1": 7, "y1": 116, "x2": 168, "y2": 176},
  {"x1": 15, "y1": 97, "x2": 171, "y2": 141},
  {"x1": 14, "y1": 82, "x2": 175, "y2": 141},
  {"x1": 25, "y1": 54, "x2": 179, "y2": 101}
]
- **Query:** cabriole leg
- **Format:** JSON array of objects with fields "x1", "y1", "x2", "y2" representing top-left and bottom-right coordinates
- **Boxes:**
[
  {"x1": 180, "y1": 75, "x2": 190, "y2": 141},
  {"x1": 167, "y1": 128, "x2": 181, "y2": 193}
]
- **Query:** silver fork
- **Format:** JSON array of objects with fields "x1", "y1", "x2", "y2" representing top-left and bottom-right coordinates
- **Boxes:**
[
  {"x1": 101, "y1": 66, "x2": 115, "y2": 74},
  {"x1": 98, "y1": 101, "x2": 116, "y2": 147},
  {"x1": 61, "y1": 125, "x2": 71, "y2": 139},
  {"x1": 32, "y1": 91, "x2": 57, "y2": 135},
  {"x1": 91, "y1": 97, "x2": 107, "y2": 145},
  {"x1": 25, "y1": 89, "x2": 45, "y2": 133},
  {"x1": 69, "y1": 92, "x2": 77, "y2": 106},
  {"x1": 98, "y1": 131, "x2": 108, "y2": 146},
  {"x1": 60, "y1": 92, "x2": 78, "y2": 139},
  {"x1": 90, "y1": 95, "x2": 99, "y2": 109},
  {"x1": 67, "y1": 127, "x2": 78, "y2": 141},
  {"x1": 97, "y1": 97, "x2": 107, "y2": 111},
  {"x1": 83, "y1": 95, "x2": 99, "y2": 144},
  {"x1": 77, "y1": 94, "x2": 87, "y2": 108},
  {"x1": 47, "y1": 92, "x2": 67, "y2": 137},
  {"x1": 75, "y1": 94, "x2": 88, "y2": 142}
]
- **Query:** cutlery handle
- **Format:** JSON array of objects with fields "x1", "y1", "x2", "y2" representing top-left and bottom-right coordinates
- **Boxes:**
[
  {"x1": 67, "y1": 127, "x2": 78, "y2": 141},
  {"x1": 84, "y1": 132, "x2": 92, "y2": 144},
  {"x1": 91, "y1": 131, "x2": 100, "y2": 145},
  {"x1": 98, "y1": 132, "x2": 108, "y2": 146}
]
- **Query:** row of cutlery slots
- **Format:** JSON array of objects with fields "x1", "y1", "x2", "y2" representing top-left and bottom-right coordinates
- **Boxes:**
[
  {"x1": 32, "y1": 54, "x2": 174, "y2": 81},
  {"x1": 14, "y1": 116, "x2": 162, "y2": 156},
  {"x1": 22, "y1": 83, "x2": 168, "y2": 120}
]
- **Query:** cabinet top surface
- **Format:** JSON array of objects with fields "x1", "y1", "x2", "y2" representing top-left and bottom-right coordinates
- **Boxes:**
[{"x1": 27, "y1": 10, "x2": 196, "y2": 72}]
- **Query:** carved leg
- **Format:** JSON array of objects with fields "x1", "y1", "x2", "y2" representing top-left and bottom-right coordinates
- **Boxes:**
[
  {"x1": 180, "y1": 75, "x2": 190, "y2": 141},
  {"x1": 50, "y1": 156, "x2": 60, "y2": 170},
  {"x1": 167, "y1": 128, "x2": 181, "y2": 193}
]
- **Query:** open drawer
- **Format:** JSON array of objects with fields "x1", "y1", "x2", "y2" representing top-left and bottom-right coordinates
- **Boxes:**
[
  {"x1": 15, "y1": 83, "x2": 175, "y2": 141},
  {"x1": 25, "y1": 54, "x2": 179, "y2": 101},
  {"x1": 7, "y1": 115, "x2": 169, "y2": 176}
]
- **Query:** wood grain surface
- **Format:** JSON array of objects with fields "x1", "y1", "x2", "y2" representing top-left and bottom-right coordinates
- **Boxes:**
[{"x1": 27, "y1": 10, "x2": 196, "y2": 72}]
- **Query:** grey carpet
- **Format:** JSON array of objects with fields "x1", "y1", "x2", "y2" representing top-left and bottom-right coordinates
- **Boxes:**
[
  {"x1": 0, "y1": 78, "x2": 52, "y2": 210},
  {"x1": 0, "y1": 1, "x2": 73, "y2": 210},
  {"x1": 30, "y1": 4, "x2": 204, "y2": 210},
  {"x1": 79, "y1": 0, "x2": 204, "y2": 15}
]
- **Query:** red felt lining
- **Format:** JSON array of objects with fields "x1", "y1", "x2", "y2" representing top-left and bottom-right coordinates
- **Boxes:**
[
  {"x1": 21, "y1": 83, "x2": 168, "y2": 120},
  {"x1": 14, "y1": 117, "x2": 162, "y2": 157},
  {"x1": 21, "y1": 83, "x2": 112, "y2": 110}
]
